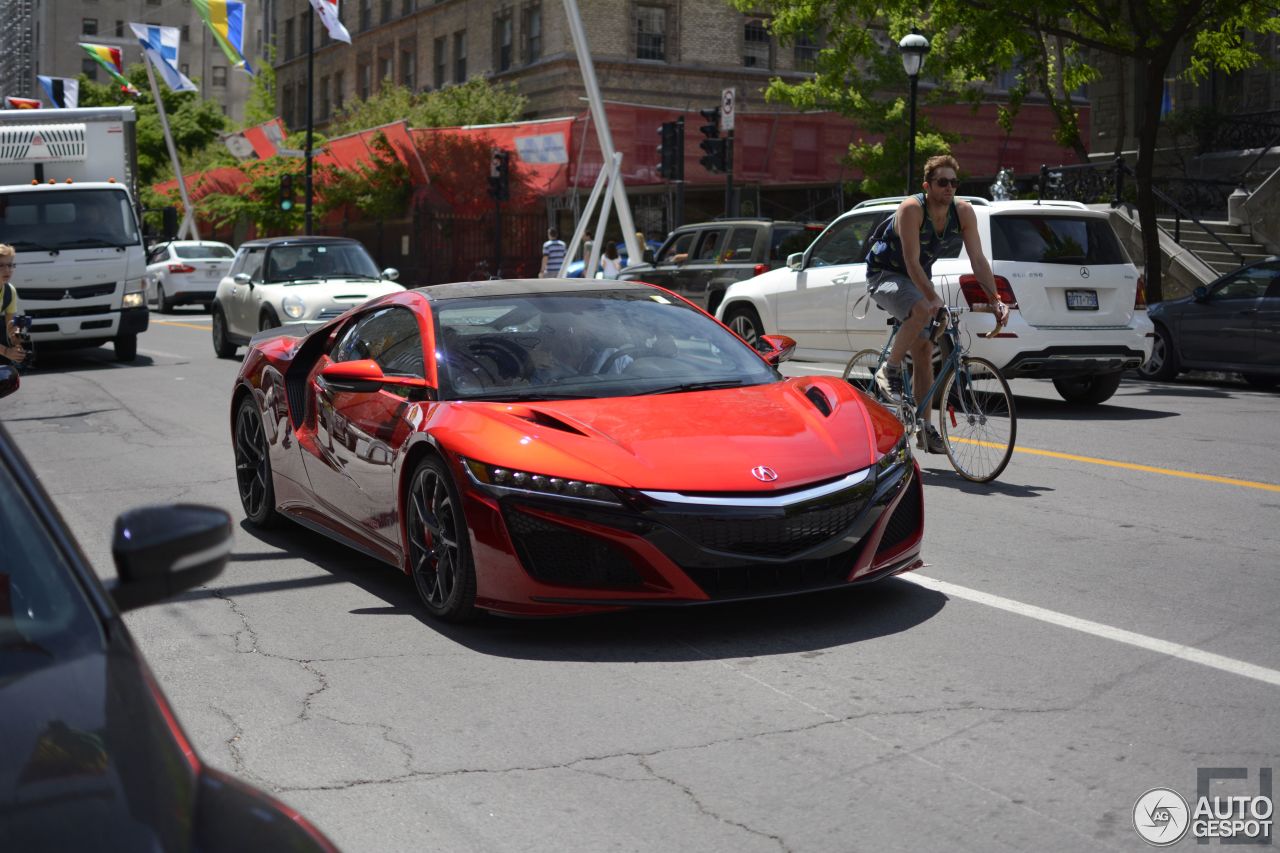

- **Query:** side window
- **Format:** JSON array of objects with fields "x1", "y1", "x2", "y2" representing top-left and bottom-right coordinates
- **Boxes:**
[
  {"x1": 692, "y1": 228, "x2": 728, "y2": 262},
  {"x1": 808, "y1": 215, "x2": 880, "y2": 267},
  {"x1": 1215, "y1": 263, "x2": 1277, "y2": 300},
  {"x1": 241, "y1": 248, "x2": 265, "y2": 281},
  {"x1": 147, "y1": 245, "x2": 168, "y2": 264},
  {"x1": 331, "y1": 307, "x2": 424, "y2": 378},
  {"x1": 228, "y1": 249, "x2": 246, "y2": 276},
  {"x1": 657, "y1": 231, "x2": 695, "y2": 263},
  {"x1": 723, "y1": 227, "x2": 758, "y2": 262}
]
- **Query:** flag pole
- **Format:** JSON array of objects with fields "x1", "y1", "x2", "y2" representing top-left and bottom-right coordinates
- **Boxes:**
[
  {"x1": 304, "y1": 2, "x2": 315, "y2": 235},
  {"x1": 143, "y1": 58, "x2": 199, "y2": 240}
]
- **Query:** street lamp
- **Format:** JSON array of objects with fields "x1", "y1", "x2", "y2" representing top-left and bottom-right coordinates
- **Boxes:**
[{"x1": 899, "y1": 30, "x2": 931, "y2": 196}]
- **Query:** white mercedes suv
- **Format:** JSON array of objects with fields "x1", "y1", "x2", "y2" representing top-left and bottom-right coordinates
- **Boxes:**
[{"x1": 715, "y1": 197, "x2": 1153, "y2": 405}]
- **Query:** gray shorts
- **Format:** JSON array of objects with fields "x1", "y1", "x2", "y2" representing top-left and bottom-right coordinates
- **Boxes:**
[{"x1": 867, "y1": 269, "x2": 929, "y2": 340}]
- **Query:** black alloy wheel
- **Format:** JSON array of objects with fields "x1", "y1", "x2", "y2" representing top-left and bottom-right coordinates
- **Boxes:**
[
  {"x1": 212, "y1": 305, "x2": 237, "y2": 358},
  {"x1": 406, "y1": 456, "x2": 477, "y2": 622},
  {"x1": 234, "y1": 396, "x2": 280, "y2": 527}
]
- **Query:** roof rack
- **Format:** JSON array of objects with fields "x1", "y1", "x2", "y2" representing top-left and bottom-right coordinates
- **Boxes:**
[
  {"x1": 1028, "y1": 199, "x2": 1089, "y2": 210},
  {"x1": 852, "y1": 195, "x2": 990, "y2": 210}
]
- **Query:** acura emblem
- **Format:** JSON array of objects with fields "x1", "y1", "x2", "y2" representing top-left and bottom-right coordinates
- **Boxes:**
[
  {"x1": 1079, "y1": 267, "x2": 1090, "y2": 279},
  {"x1": 751, "y1": 466, "x2": 778, "y2": 482}
]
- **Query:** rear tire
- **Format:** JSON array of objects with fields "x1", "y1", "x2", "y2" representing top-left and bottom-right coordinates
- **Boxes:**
[
  {"x1": 405, "y1": 456, "x2": 477, "y2": 622},
  {"x1": 722, "y1": 304, "x2": 764, "y2": 350},
  {"x1": 1139, "y1": 324, "x2": 1179, "y2": 381},
  {"x1": 939, "y1": 356, "x2": 1016, "y2": 483},
  {"x1": 1052, "y1": 371, "x2": 1123, "y2": 405},
  {"x1": 113, "y1": 334, "x2": 137, "y2": 363},
  {"x1": 211, "y1": 305, "x2": 237, "y2": 358}
]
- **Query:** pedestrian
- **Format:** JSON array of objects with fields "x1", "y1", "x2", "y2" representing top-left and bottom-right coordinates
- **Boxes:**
[
  {"x1": 0, "y1": 244, "x2": 27, "y2": 367},
  {"x1": 539, "y1": 227, "x2": 567, "y2": 278},
  {"x1": 599, "y1": 242, "x2": 622, "y2": 279},
  {"x1": 581, "y1": 228, "x2": 594, "y2": 261}
]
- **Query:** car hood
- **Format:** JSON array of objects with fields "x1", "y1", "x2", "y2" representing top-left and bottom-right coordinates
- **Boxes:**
[
  {"x1": 438, "y1": 377, "x2": 901, "y2": 492},
  {"x1": 262, "y1": 278, "x2": 403, "y2": 296}
]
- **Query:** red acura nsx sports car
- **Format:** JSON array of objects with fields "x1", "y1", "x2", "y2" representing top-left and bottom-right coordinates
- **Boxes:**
[{"x1": 230, "y1": 278, "x2": 924, "y2": 621}]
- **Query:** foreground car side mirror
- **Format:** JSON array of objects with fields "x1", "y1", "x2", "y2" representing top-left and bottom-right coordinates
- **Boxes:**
[
  {"x1": 381, "y1": 267, "x2": 400, "y2": 281},
  {"x1": 757, "y1": 334, "x2": 797, "y2": 365},
  {"x1": 320, "y1": 359, "x2": 431, "y2": 395},
  {"x1": 1193, "y1": 286, "x2": 1209, "y2": 302},
  {"x1": 109, "y1": 504, "x2": 232, "y2": 612},
  {"x1": 787, "y1": 252, "x2": 805, "y2": 272},
  {"x1": 0, "y1": 363, "x2": 18, "y2": 398}
]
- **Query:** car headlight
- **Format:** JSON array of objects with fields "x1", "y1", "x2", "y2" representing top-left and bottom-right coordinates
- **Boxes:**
[
  {"x1": 123, "y1": 291, "x2": 146, "y2": 308},
  {"x1": 462, "y1": 458, "x2": 623, "y2": 505},
  {"x1": 877, "y1": 435, "x2": 910, "y2": 478},
  {"x1": 282, "y1": 294, "x2": 306, "y2": 319}
]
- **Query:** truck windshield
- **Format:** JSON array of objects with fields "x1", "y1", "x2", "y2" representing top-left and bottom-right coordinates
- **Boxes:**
[{"x1": 0, "y1": 188, "x2": 141, "y2": 251}]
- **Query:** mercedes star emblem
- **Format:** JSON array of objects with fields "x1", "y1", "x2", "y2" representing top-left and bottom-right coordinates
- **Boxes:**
[{"x1": 1079, "y1": 267, "x2": 1091, "y2": 279}]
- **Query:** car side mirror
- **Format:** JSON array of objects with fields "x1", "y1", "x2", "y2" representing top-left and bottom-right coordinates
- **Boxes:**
[
  {"x1": 757, "y1": 334, "x2": 797, "y2": 365},
  {"x1": 234, "y1": 272, "x2": 251, "y2": 285},
  {"x1": 1193, "y1": 286, "x2": 1209, "y2": 302},
  {"x1": 109, "y1": 504, "x2": 232, "y2": 612},
  {"x1": 0, "y1": 363, "x2": 19, "y2": 398},
  {"x1": 320, "y1": 359, "x2": 430, "y2": 395},
  {"x1": 787, "y1": 252, "x2": 805, "y2": 272},
  {"x1": 642, "y1": 250, "x2": 655, "y2": 264},
  {"x1": 381, "y1": 267, "x2": 400, "y2": 281}
]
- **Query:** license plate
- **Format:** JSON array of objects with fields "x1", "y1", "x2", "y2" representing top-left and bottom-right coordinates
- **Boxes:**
[{"x1": 1066, "y1": 289, "x2": 1098, "y2": 310}]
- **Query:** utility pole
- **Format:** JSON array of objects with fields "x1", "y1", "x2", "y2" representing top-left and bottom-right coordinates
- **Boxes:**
[{"x1": 304, "y1": 3, "x2": 316, "y2": 235}]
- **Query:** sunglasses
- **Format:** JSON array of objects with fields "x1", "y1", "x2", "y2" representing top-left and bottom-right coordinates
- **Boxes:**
[
  {"x1": 0, "y1": 263, "x2": 15, "y2": 269},
  {"x1": 931, "y1": 178, "x2": 960, "y2": 188}
]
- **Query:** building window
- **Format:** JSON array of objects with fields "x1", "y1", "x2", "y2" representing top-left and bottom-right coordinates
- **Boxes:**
[
  {"x1": 743, "y1": 17, "x2": 771, "y2": 69},
  {"x1": 360, "y1": 0, "x2": 372, "y2": 31},
  {"x1": 285, "y1": 18, "x2": 295, "y2": 60},
  {"x1": 114, "y1": 19, "x2": 123, "y2": 37},
  {"x1": 433, "y1": 36, "x2": 447, "y2": 88},
  {"x1": 794, "y1": 33, "x2": 819, "y2": 71},
  {"x1": 283, "y1": 83, "x2": 293, "y2": 127},
  {"x1": 521, "y1": 3, "x2": 542, "y2": 64},
  {"x1": 453, "y1": 30, "x2": 467, "y2": 82},
  {"x1": 635, "y1": 5, "x2": 666, "y2": 61},
  {"x1": 402, "y1": 0, "x2": 413, "y2": 15},
  {"x1": 334, "y1": 70, "x2": 345, "y2": 110},
  {"x1": 358, "y1": 61, "x2": 372, "y2": 100},
  {"x1": 82, "y1": 18, "x2": 98, "y2": 35},
  {"x1": 82, "y1": 58, "x2": 98, "y2": 80},
  {"x1": 212, "y1": 66, "x2": 227, "y2": 87},
  {"x1": 401, "y1": 48, "x2": 416, "y2": 89},
  {"x1": 181, "y1": 63, "x2": 189, "y2": 76},
  {"x1": 297, "y1": 86, "x2": 308, "y2": 125},
  {"x1": 380, "y1": 55, "x2": 393, "y2": 86},
  {"x1": 381, "y1": 0, "x2": 392, "y2": 24},
  {"x1": 494, "y1": 11, "x2": 513, "y2": 72},
  {"x1": 146, "y1": 0, "x2": 160, "y2": 5},
  {"x1": 181, "y1": 24, "x2": 190, "y2": 42},
  {"x1": 319, "y1": 76, "x2": 330, "y2": 119}
]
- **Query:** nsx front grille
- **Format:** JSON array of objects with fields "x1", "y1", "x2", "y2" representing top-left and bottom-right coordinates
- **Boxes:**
[
  {"x1": 877, "y1": 474, "x2": 922, "y2": 553},
  {"x1": 682, "y1": 546, "x2": 860, "y2": 599},
  {"x1": 504, "y1": 506, "x2": 646, "y2": 589}
]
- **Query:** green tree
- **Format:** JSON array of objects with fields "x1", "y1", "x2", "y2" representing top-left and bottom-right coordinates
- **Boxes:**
[
  {"x1": 736, "y1": 0, "x2": 1280, "y2": 302},
  {"x1": 317, "y1": 131, "x2": 411, "y2": 220},
  {"x1": 328, "y1": 77, "x2": 528, "y2": 136},
  {"x1": 197, "y1": 156, "x2": 306, "y2": 236}
]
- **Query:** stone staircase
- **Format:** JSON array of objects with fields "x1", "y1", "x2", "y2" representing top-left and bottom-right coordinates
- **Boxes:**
[{"x1": 1157, "y1": 218, "x2": 1272, "y2": 275}]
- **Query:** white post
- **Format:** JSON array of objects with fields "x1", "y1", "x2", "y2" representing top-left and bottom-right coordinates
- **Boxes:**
[
  {"x1": 563, "y1": 163, "x2": 610, "y2": 270},
  {"x1": 143, "y1": 59, "x2": 199, "y2": 240},
  {"x1": 586, "y1": 153, "x2": 622, "y2": 278},
  {"x1": 561, "y1": 0, "x2": 642, "y2": 262}
]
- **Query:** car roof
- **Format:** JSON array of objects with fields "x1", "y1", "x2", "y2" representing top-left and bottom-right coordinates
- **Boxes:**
[
  {"x1": 152, "y1": 240, "x2": 233, "y2": 248},
  {"x1": 415, "y1": 277, "x2": 658, "y2": 301},
  {"x1": 670, "y1": 219, "x2": 807, "y2": 231},
  {"x1": 843, "y1": 197, "x2": 1101, "y2": 216},
  {"x1": 238, "y1": 236, "x2": 367, "y2": 248}
]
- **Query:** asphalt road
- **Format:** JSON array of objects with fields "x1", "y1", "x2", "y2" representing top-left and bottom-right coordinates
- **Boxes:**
[{"x1": 5, "y1": 310, "x2": 1279, "y2": 853}]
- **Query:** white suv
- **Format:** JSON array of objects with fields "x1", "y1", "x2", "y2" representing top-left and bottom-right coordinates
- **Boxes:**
[{"x1": 716, "y1": 197, "x2": 1153, "y2": 405}]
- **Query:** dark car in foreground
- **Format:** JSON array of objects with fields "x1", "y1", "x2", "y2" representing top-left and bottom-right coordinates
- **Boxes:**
[
  {"x1": 1141, "y1": 256, "x2": 1280, "y2": 388},
  {"x1": 0, "y1": 418, "x2": 336, "y2": 852},
  {"x1": 230, "y1": 278, "x2": 923, "y2": 622}
]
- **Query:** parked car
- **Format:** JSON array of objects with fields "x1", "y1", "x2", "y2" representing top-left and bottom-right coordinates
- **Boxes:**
[
  {"x1": 716, "y1": 197, "x2": 1154, "y2": 405},
  {"x1": 1140, "y1": 256, "x2": 1280, "y2": 388},
  {"x1": 230, "y1": 278, "x2": 924, "y2": 622},
  {"x1": 211, "y1": 236, "x2": 404, "y2": 358},
  {"x1": 0, "y1": 422, "x2": 336, "y2": 852},
  {"x1": 144, "y1": 240, "x2": 235, "y2": 312},
  {"x1": 619, "y1": 219, "x2": 824, "y2": 314}
]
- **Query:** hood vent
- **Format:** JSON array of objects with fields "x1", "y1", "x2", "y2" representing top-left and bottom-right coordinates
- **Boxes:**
[
  {"x1": 506, "y1": 406, "x2": 589, "y2": 436},
  {"x1": 803, "y1": 385, "x2": 833, "y2": 417}
]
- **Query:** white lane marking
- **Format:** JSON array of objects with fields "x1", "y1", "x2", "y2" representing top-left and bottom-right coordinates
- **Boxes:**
[
  {"x1": 139, "y1": 348, "x2": 193, "y2": 360},
  {"x1": 905, "y1": 574, "x2": 1280, "y2": 688}
]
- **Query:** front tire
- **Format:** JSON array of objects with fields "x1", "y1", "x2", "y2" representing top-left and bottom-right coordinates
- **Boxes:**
[
  {"x1": 405, "y1": 456, "x2": 477, "y2": 622},
  {"x1": 1053, "y1": 371, "x2": 1123, "y2": 405},
  {"x1": 113, "y1": 334, "x2": 137, "y2": 362},
  {"x1": 1139, "y1": 324, "x2": 1179, "y2": 381},
  {"x1": 211, "y1": 305, "x2": 237, "y2": 358},
  {"x1": 843, "y1": 349, "x2": 884, "y2": 399},
  {"x1": 722, "y1": 304, "x2": 764, "y2": 350},
  {"x1": 939, "y1": 356, "x2": 1016, "y2": 483},
  {"x1": 156, "y1": 283, "x2": 173, "y2": 313},
  {"x1": 259, "y1": 306, "x2": 281, "y2": 331},
  {"x1": 234, "y1": 396, "x2": 281, "y2": 527}
]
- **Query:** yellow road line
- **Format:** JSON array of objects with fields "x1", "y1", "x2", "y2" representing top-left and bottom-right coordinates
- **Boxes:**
[
  {"x1": 152, "y1": 320, "x2": 212, "y2": 331},
  {"x1": 950, "y1": 436, "x2": 1280, "y2": 493}
]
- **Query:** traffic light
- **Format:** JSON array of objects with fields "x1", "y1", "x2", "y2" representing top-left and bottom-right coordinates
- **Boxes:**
[
  {"x1": 698, "y1": 107, "x2": 728, "y2": 173},
  {"x1": 278, "y1": 173, "x2": 294, "y2": 211},
  {"x1": 488, "y1": 148, "x2": 510, "y2": 201},
  {"x1": 656, "y1": 117, "x2": 684, "y2": 181}
]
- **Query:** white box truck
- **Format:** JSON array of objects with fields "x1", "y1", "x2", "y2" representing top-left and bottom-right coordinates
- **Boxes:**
[{"x1": 0, "y1": 106, "x2": 149, "y2": 362}]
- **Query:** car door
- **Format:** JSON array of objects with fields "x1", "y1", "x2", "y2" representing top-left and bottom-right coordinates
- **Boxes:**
[
  {"x1": 639, "y1": 231, "x2": 696, "y2": 291},
  {"x1": 673, "y1": 227, "x2": 728, "y2": 304},
  {"x1": 304, "y1": 306, "x2": 427, "y2": 548},
  {"x1": 228, "y1": 247, "x2": 265, "y2": 335},
  {"x1": 1179, "y1": 263, "x2": 1272, "y2": 368},
  {"x1": 1257, "y1": 272, "x2": 1280, "y2": 371},
  {"x1": 775, "y1": 213, "x2": 883, "y2": 354}
]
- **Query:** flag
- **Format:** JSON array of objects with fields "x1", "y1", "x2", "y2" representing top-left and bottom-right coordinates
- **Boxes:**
[
  {"x1": 37, "y1": 76, "x2": 79, "y2": 108},
  {"x1": 4, "y1": 96, "x2": 42, "y2": 109},
  {"x1": 79, "y1": 43, "x2": 141, "y2": 96},
  {"x1": 1160, "y1": 77, "x2": 1175, "y2": 120},
  {"x1": 129, "y1": 24, "x2": 197, "y2": 92},
  {"x1": 190, "y1": 0, "x2": 254, "y2": 74},
  {"x1": 309, "y1": 0, "x2": 351, "y2": 44}
]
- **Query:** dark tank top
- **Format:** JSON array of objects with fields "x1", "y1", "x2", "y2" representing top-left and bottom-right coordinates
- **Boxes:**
[{"x1": 865, "y1": 193, "x2": 962, "y2": 277}]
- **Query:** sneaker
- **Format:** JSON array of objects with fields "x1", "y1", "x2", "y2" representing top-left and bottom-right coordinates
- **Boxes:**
[
  {"x1": 917, "y1": 423, "x2": 946, "y2": 454},
  {"x1": 874, "y1": 363, "x2": 904, "y2": 403}
]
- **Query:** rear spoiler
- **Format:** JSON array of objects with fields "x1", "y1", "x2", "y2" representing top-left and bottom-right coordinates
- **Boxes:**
[{"x1": 248, "y1": 321, "x2": 327, "y2": 347}]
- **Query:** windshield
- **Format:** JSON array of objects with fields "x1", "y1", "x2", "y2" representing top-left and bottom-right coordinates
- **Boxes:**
[
  {"x1": 0, "y1": 457, "x2": 103, "y2": 682},
  {"x1": 264, "y1": 242, "x2": 380, "y2": 282},
  {"x1": 0, "y1": 188, "x2": 141, "y2": 251},
  {"x1": 434, "y1": 289, "x2": 780, "y2": 401},
  {"x1": 173, "y1": 244, "x2": 234, "y2": 260}
]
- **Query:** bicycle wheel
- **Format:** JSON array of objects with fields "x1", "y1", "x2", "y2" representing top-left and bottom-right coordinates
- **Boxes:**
[
  {"x1": 843, "y1": 349, "x2": 883, "y2": 398},
  {"x1": 938, "y1": 356, "x2": 1016, "y2": 483}
]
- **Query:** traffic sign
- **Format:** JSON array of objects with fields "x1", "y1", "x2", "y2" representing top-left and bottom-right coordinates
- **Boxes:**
[{"x1": 721, "y1": 88, "x2": 736, "y2": 131}]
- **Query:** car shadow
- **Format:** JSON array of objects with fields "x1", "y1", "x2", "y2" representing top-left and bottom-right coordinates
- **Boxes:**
[
  {"x1": 1124, "y1": 372, "x2": 1277, "y2": 398},
  {"x1": 1012, "y1": 393, "x2": 1180, "y2": 421},
  {"x1": 231, "y1": 519, "x2": 949, "y2": 662},
  {"x1": 17, "y1": 349, "x2": 157, "y2": 373}
]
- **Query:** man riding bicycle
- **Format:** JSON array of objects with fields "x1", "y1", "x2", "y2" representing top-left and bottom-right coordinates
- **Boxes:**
[{"x1": 865, "y1": 154, "x2": 1009, "y2": 453}]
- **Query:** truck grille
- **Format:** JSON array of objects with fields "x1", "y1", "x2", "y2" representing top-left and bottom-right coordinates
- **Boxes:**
[{"x1": 18, "y1": 283, "x2": 117, "y2": 300}]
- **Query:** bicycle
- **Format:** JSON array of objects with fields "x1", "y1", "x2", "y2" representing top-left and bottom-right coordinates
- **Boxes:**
[{"x1": 843, "y1": 306, "x2": 1016, "y2": 483}]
